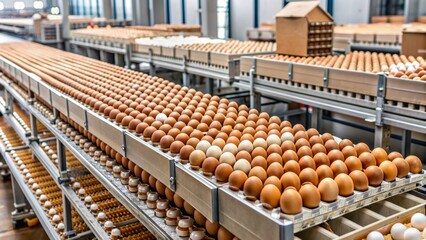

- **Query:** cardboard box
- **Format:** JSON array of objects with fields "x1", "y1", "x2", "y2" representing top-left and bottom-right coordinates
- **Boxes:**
[
  {"x1": 275, "y1": 1, "x2": 334, "y2": 57},
  {"x1": 371, "y1": 16, "x2": 389, "y2": 23},
  {"x1": 389, "y1": 15, "x2": 405, "y2": 24},
  {"x1": 402, "y1": 28, "x2": 426, "y2": 58}
]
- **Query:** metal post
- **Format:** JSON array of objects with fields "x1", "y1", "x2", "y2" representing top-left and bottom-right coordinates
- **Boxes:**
[
  {"x1": 57, "y1": 139, "x2": 69, "y2": 183},
  {"x1": 305, "y1": 105, "x2": 310, "y2": 129},
  {"x1": 374, "y1": 74, "x2": 389, "y2": 150},
  {"x1": 311, "y1": 107, "x2": 322, "y2": 131},
  {"x1": 11, "y1": 175, "x2": 27, "y2": 212},
  {"x1": 4, "y1": 90, "x2": 13, "y2": 114},
  {"x1": 125, "y1": 44, "x2": 131, "y2": 69},
  {"x1": 100, "y1": 50, "x2": 108, "y2": 62},
  {"x1": 62, "y1": 193, "x2": 75, "y2": 236},
  {"x1": 200, "y1": 0, "x2": 218, "y2": 37},
  {"x1": 148, "y1": 49, "x2": 156, "y2": 76},
  {"x1": 115, "y1": 53, "x2": 125, "y2": 67},
  {"x1": 182, "y1": 56, "x2": 189, "y2": 86},
  {"x1": 374, "y1": 125, "x2": 391, "y2": 150},
  {"x1": 29, "y1": 113, "x2": 38, "y2": 142},
  {"x1": 401, "y1": 129, "x2": 412, "y2": 156},
  {"x1": 249, "y1": 68, "x2": 261, "y2": 111},
  {"x1": 206, "y1": 78, "x2": 214, "y2": 95},
  {"x1": 59, "y1": 0, "x2": 71, "y2": 51}
]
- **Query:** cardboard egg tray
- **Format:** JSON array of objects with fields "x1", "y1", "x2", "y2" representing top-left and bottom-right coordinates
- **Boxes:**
[{"x1": 240, "y1": 56, "x2": 426, "y2": 108}]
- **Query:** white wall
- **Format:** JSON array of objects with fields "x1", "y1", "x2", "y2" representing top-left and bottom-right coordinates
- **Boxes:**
[
  {"x1": 185, "y1": 0, "x2": 200, "y2": 25},
  {"x1": 259, "y1": 0, "x2": 282, "y2": 24},
  {"x1": 231, "y1": 0, "x2": 254, "y2": 40},
  {"x1": 169, "y1": 0, "x2": 183, "y2": 24},
  {"x1": 333, "y1": 0, "x2": 370, "y2": 24}
]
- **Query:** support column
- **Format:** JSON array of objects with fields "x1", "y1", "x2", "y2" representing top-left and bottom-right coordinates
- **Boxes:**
[
  {"x1": 59, "y1": 0, "x2": 70, "y2": 51},
  {"x1": 150, "y1": 0, "x2": 166, "y2": 24},
  {"x1": 311, "y1": 107, "x2": 322, "y2": 131},
  {"x1": 62, "y1": 194, "x2": 75, "y2": 236},
  {"x1": 404, "y1": 0, "x2": 420, "y2": 23},
  {"x1": 374, "y1": 125, "x2": 391, "y2": 150},
  {"x1": 200, "y1": 0, "x2": 218, "y2": 37},
  {"x1": 133, "y1": 0, "x2": 150, "y2": 25},
  {"x1": 11, "y1": 175, "x2": 27, "y2": 213},
  {"x1": 206, "y1": 78, "x2": 214, "y2": 95},
  {"x1": 401, "y1": 130, "x2": 412, "y2": 156},
  {"x1": 102, "y1": 0, "x2": 113, "y2": 19}
]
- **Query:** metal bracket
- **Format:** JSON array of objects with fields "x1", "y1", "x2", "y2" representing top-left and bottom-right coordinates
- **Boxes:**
[
  {"x1": 84, "y1": 110, "x2": 88, "y2": 130},
  {"x1": 288, "y1": 63, "x2": 293, "y2": 81},
  {"x1": 169, "y1": 159, "x2": 176, "y2": 191},
  {"x1": 207, "y1": 52, "x2": 211, "y2": 65},
  {"x1": 64, "y1": 230, "x2": 77, "y2": 237},
  {"x1": 122, "y1": 131, "x2": 127, "y2": 157},
  {"x1": 323, "y1": 68, "x2": 329, "y2": 87}
]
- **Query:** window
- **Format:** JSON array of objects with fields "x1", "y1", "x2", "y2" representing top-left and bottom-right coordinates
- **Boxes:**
[
  {"x1": 33, "y1": 1, "x2": 44, "y2": 9},
  {"x1": 14, "y1": 1, "x2": 25, "y2": 10},
  {"x1": 217, "y1": 0, "x2": 229, "y2": 39}
]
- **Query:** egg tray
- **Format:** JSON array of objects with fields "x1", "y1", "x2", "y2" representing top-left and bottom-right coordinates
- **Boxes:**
[
  {"x1": 217, "y1": 170, "x2": 426, "y2": 240},
  {"x1": 240, "y1": 56, "x2": 426, "y2": 108}
]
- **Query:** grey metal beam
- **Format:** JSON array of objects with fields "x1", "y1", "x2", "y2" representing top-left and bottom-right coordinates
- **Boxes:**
[{"x1": 200, "y1": 0, "x2": 218, "y2": 37}]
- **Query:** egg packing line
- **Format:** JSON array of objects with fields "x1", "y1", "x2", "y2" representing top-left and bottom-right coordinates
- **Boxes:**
[
  {"x1": 0, "y1": 44, "x2": 425, "y2": 240},
  {"x1": 235, "y1": 56, "x2": 426, "y2": 157},
  {"x1": 0, "y1": 87, "x2": 160, "y2": 240},
  {"x1": 129, "y1": 40, "x2": 276, "y2": 96},
  {"x1": 0, "y1": 115, "x2": 89, "y2": 239}
]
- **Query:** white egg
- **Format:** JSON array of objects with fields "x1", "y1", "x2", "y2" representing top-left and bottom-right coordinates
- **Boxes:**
[
  {"x1": 404, "y1": 228, "x2": 421, "y2": 240},
  {"x1": 381, "y1": 65, "x2": 389, "y2": 72},
  {"x1": 206, "y1": 145, "x2": 222, "y2": 159},
  {"x1": 252, "y1": 138, "x2": 267, "y2": 149},
  {"x1": 390, "y1": 67, "x2": 399, "y2": 73},
  {"x1": 266, "y1": 134, "x2": 281, "y2": 146},
  {"x1": 405, "y1": 62, "x2": 412, "y2": 68},
  {"x1": 281, "y1": 132, "x2": 295, "y2": 142},
  {"x1": 391, "y1": 223, "x2": 406, "y2": 240},
  {"x1": 411, "y1": 213, "x2": 426, "y2": 230},
  {"x1": 196, "y1": 140, "x2": 211, "y2": 153},
  {"x1": 412, "y1": 61, "x2": 420, "y2": 68},
  {"x1": 155, "y1": 113, "x2": 167, "y2": 123},
  {"x1": 222, "y1": 143, "x2": 238, "y2": 155},
  {"x1": 390, "y1": 64, "x2": 397, "y2": 69},
  {"x1": 367, "y1": 231, "x2": 384, "y2": 240}
]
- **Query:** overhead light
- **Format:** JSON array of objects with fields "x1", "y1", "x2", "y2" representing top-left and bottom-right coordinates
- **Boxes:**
[
  {"x1": 33, "y1": 1, "x2": 44, "y2": 9},
  {"x1": 14, "y1": 1, "x2": 25, "y2": 10},
  {"x1": 51, "y1": 6, "x2": 60, "y2": 15},
  {"x1": 0, "y1": 2, "x2": 4, "y2": 11}
]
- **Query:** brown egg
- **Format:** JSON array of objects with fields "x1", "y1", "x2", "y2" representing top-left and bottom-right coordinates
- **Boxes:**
[
  {"x1": 149, "y1": 175, "x2": 157, "y2": 189},
  {"x1": 215, "y1": 163, "x2": 233, "y2": 182},
  {"x1": 156, "y1": 181, "x2": 166, "y2": 195},
  {"x1": 318, "y1": 178, "x2": 339, "y2": 202},
  {"x1": 335, "y1": 173, "x2": 354, "y2": 196},
  {"x1": 134, "y1": 165, "x2": 142, "y2": 178},
  {"x1": 193, "y1": 210, "x2": 206, "y2": 227},
  {"x1": 260, "y1": 184, "x2": 281, "y2": 209},
  {"x1": 359, "y1": 152, "x2": 376, "y2": 169},
  {"x1": 267, "y1": 153, "x2": 283, "y2": 166},
  {"x1": 344, "y1": 156, "x2": 362, "y2": 172},
  {"x1": 264, "y1": 176, "x2": 282, "y2": 191},
  {"x1": 249, "y1": 166, "x2": 268, "y2": 182},
  {"x1": 252, "y1": 147, "x2": 267, "y2": 159},
  {"x1": 392, "y1": 158, "x2": 409, "y2": 178},
  {"x1": 299, "y1": 182, "x2": 321, "y2": 208},
  {"x1": 405, "y1": 155, "x2": 423, "y2": 173},
  {"x1": 170, "y1": 141, "x2": 184, "y2": 154},
  {"x1": 372, "y1": 147, "x2": 388, "y2": 165},
  {"x1": 388, "y1": 151, "x2": 403, "y2": 161},
  {"x1": 281, "y1": 141, "x2": 296, "y2": 152},
  {"x1": 321, "y1": 133, "x2": 334, "y2": 143},
  {"x1": 299, "y1": 156, "x2": 316, "y2": 170},
  {"x1": 278, "y1": 155, "x2": 299, "y2": 172},
  {"x1": 294, "y1": 131, "x2": 308, "y2": 142},
  {"x1": 299, "y1": 168, "x2": 318, "y2": 186},
  {"x1": 174, "y1": 193, "x2": 184, "y2": 208},
  {"x1": 244, "y1": 176, "x2": 263, "y2": 200},
  {"x1": 354, "y1": 142, "x2": 370, "y2": 156},
  {"x1": 313, "y1": 152, "x2": 330, "y2": 167},
  {"x1": 186, "y1": 138, "x2": 200, "y2": 149},
  {"x1": 292, "y1": 124, "x2": 305, "y2": 133},
  {"x1": 228, "y1": 170, "x2": 248, "y2": 191},
  {"x1": 341, "y1": 146, "x2": 357, "y2": 159},
  {"x1": 330, "y1": 160, "x2": 348, "y2": 176},
  {"x1": 251, "y1": 156, "x2": 267, "y2": 169},
  {"x1": 280, "y1": 187, "x2": 302, "y2": 214},
  {"x1": 202, "y1": 157, "x2": 219, "y2": 176},
  {"x1": 189, "y1": 150, "x2": 206, "y2": 170},
  {"x1": 282, "y1": 150, "x2": 299, "y2": 163},
  {"x1": 309, "y1": 135, "x2": 324, "y2": 146},
  {"x1": 183, "y1": 201, "x2": 195, "y2": 215},
  {"x1": 295, "y1": 138, "x2": 310, "y2": 149},
  {"x1": 236, "y1": 151, "x2": 252, "y2": 162},
  {"x1": 306, "y1": 128, "x2": 319, "y2": 138},
  {"x1": 324, "y1": 139, "x2": 339, "y2": 152},
  {"x1": 297, "y1": 146, "x2": 313, "y2": 158},
  {"x1": 267, "y1": 144, "x2": 282, "y2": 155},
  {"x1": 280, "y1": 172, "x2": 301, "y2": 190},
  {"x1": 328, "y1": 149, "x2": 345, "y2": 163},
  {"x1": 151, "y1": 130, "x2": 166, "y2": 143},
  {"x1": 267, "y1": 162, "x2": 284, "y2": 178},
  {"x1": 180, "y1": 145, "x2": 195, "y2": 161},
  {"x1": 364, "y1": 165, "x2": 384, "y2": 186},
  {"x1": 379, "y1": 160, "x2": 397, "y2": 182},
  {"x1": 141, "y1": 170, "x2": 150, "y2": 184},
  {"x1": 339, "y1": 139, "x2": 353, "y2": 150},
  {"x1": 165, "y1": 187, "x2": 174, "y2": 202},
  {"x1": 316, "y1": 165, "x2": 334, "y2": 182},
  {"x1": 349, "y1": 170, "x2": 369, "y2": 191},
  {"x1": 217, "y1": 226, "x2": 234, "y2": 240},
  {"x1": 205, "y1": 220, "x2": 220, "y2": 237},
  {"x1": 311, "y1": 143, "x2": 327, "y2": 155}
]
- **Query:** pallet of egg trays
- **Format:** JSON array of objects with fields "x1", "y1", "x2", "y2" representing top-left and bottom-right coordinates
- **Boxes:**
[
  {"x1": 54, "y1": 114, "x2": 237, "y2": 239},
  {"x1": 5, "y1": 148, "x2": 90, "y2": 238},
  {"x1": 240, "y1": 52, "x2": 426, "y2": 106},
  {"x1": 70, "y1": 28, "x2": 176, "y2": 46},
  {"x1": 176, "y1": 40, "x2": 276, "y2": 68},
  {"x1": 133, "y1": 36, "x2": 225, "y2": 58},
  {"x1": 0, "y1": 42, "x2": 425, "y2": 239}
]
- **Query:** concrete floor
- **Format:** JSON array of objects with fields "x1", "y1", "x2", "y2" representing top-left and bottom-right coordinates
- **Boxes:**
[{"x1": 0, "y1": 177, "x2": 48, "y2": 240}]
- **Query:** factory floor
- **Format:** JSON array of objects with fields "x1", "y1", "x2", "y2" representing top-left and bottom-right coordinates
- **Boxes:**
[{"x1": 0, "y1": 177, "x2": 48, "y2": 240}]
